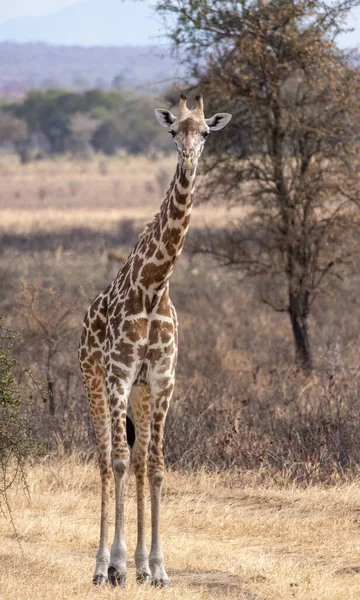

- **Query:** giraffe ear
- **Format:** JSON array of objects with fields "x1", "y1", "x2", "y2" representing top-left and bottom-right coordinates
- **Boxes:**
[
  {"x1": 154, "y1": 109, "x2": 176, "y2": 128},
  {"x1": 206, "y1": 113, "x2": 232, "y2": 131}
]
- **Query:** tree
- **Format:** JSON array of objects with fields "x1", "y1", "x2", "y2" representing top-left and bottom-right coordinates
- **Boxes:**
[
  {"x1": 0, "y1": 112, "x2": 27, "y2": 145},
  {"x1": 91, "y1": 117, "x2": 122, "y2": 155},
  {"x1": 91, "y1": 94, "x2": 172, "y2": 155},
  {"x1": 0, "y1": 112, "x2": 29, "y2": 162},
  {"x1": 69, "y1": 113, "x2": 98, "y2": 157},
  {"x1": 156, "y1": 0, "x2": 360, "y2": 371},
  {"x1": 10, "y1": 90, "x2": 74, "y2": 153}
]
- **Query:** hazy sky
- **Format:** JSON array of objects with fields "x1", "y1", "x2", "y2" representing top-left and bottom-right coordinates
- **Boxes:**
[
  {"x1": 0, "y1": 0, "x2": 359, "y2": 47},
  {"x1": 0, "y1": 1, "x2": 80, "y2": 23}
]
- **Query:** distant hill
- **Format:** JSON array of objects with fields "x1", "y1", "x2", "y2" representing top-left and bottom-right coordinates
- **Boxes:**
[
  {"x1": 0, "y1": 0, "x2": 163, "y2": 46},
  {"x1": 0, "y1": 42, "x2": 182, "y2": 96}
]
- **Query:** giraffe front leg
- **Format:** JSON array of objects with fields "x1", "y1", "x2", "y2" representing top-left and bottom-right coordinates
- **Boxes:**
[
  {"x1": 107, "y1": 376, "x2": 131, "y2": 587},
  {"x1": 147, "y1": 378, "x2": 173, "y2": 587},
  {"x1": 129, "y1": 386, "x2": 152, "y2": 583},
  {"x1": 108, "y1": 454, "x2": 128, "y2": 588},
  {"x1": 82, "y1": 370, "x2": 112, "y2": 586},
  {"x1": 93, "y1": 456, "x2": 111, "y2": 585}
]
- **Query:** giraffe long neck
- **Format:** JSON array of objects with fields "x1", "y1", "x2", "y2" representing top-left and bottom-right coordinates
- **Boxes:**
[
  {"x1": 134, "y1": 162, "x2": 197, "y2": 293},
  {"x1": 159, "y1": 162, "x2": 196, "y2": 254}
]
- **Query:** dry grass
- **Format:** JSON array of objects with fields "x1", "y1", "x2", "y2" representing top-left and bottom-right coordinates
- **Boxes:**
[
  {"x1": 1, "y1": 454, "x2": 360, "y2": 599},
  {"x1": 0, "y1": 154, "x2": 173, "y2": 210},
  {"x1": 0, "y1": 154, "x2": 249, "y2": 234},
  {"x1": 3, "y1": 154, "x2": 360, "y2": 598}
]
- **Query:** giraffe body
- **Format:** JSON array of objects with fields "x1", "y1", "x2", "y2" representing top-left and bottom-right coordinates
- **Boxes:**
[{"x1": 78, "y1": 95, "x2": 231, "y2": 586}]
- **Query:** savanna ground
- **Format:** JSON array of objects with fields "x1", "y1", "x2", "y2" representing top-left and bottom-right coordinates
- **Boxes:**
[
  {"x1": 2, "y1": 153, "x2": 360, "y2": 598},
  {"x1": 2, "y1": 454, "x2": 360, "y2": 600}
]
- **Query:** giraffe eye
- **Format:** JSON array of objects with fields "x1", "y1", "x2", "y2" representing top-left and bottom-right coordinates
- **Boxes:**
[
  {"x1": 203, "y1": 131, "x2": 209, "y2": 138},
  {"x1": 170, "y1": 130, "x2": 176, "y2": 138}
]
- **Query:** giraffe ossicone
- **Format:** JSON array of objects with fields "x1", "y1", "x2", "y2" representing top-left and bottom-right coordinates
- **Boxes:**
[{"x1": 78, "y1": 95, "x2": 232, "y2": 587}]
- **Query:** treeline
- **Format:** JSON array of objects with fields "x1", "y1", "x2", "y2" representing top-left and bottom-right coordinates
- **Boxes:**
[{"x1": 0, "y1": 88, "x2": 172, "y2": 161}]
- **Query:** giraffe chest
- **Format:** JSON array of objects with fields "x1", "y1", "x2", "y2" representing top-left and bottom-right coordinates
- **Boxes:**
[
  {"x1": 103, "y1": 286, "x2": 178, "y2": 381},
  {"x1": 80, "y1": 279, "x2": 178, "y2": 385},
  {"x1": 134, "y1": 308, "x2": 178, "y2": 385}
]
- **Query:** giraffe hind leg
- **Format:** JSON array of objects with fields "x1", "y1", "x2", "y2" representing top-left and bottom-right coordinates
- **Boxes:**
[
  {"x1": 80, "y1": 359, "x2": 112, "y2": 586},
  {"x1": 147, "y1": 377, "x2": 173, "y2": 587},
  {"x1": 106, "y1": 370, "x2": 132, "y2": 586}
]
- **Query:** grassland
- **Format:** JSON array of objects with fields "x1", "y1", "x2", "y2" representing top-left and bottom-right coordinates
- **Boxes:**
[
  {"x1": 1, "y1": 454, "x2": 360, "y2": 600},
  {"x1": 0, "y1": 153, "x2": 247, "y2": 234},
  {"x1": 2, "y1": 154, "x2": 360, "y2": 599}
]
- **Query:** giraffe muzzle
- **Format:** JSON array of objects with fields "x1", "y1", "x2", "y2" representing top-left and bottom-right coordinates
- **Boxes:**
[{"x1": 181, "y1": 149, "x2": 195, "y2": 170}]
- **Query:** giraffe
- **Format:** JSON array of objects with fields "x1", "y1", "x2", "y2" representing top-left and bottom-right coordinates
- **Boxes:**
[{"x1": 78, "y1": 94, "x2": 232, "y2": 587}]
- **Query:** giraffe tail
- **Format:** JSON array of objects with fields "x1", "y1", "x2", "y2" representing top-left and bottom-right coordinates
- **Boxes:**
[{"x1": 126, "y1": 415, "x2": 135, "y2": 448}]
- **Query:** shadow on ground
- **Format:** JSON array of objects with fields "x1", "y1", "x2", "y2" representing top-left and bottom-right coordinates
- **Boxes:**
[{"x1": 171, "y1": 569, "x2": 266, "y2": 599}]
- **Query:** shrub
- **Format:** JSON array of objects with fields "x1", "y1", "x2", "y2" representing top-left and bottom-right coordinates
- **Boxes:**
[{"x1": 0, "y1": 315, "x2": 39, "y2": 512}]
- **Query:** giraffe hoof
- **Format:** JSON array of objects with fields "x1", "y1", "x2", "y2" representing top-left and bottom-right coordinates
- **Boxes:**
[
  {"x1": 136, "y1": 572, "x2": 151, "y2": 584},
  {"x1": 92, "y1": 574, "x2": 108, "y2": 586},
  {"x1": 108, "y1": 566, "x2": 126, "y2": 587},
  {"x1": 152, "y1": 578, "x2": 170, "y2": 588}
]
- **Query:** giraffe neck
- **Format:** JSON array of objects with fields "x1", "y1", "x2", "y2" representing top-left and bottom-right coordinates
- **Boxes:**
[
  {"x1": 160, "y1": 162, "x2": 196, "y2": 251},
  {"x1": 135, "y1": 162, "x2": 197, "y2": 294}
]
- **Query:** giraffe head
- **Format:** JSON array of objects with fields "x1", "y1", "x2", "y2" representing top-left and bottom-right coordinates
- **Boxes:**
[{"x1": 155, "y1": 94, "x2": 232, "y2": 171}]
